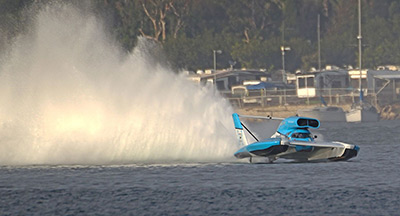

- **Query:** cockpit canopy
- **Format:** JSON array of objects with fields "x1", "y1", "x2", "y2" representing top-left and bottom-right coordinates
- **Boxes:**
[
  {"x1": 288, "y1": 129, "x2": 312, "y2": 139},
  {"x1": 291, "y1": 132, "x2": 311, "y2": 139}
]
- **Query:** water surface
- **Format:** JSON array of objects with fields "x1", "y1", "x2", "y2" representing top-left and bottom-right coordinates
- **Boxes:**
[{"x1": 1, "y1": 120, "x2": 399, "y2": 215}]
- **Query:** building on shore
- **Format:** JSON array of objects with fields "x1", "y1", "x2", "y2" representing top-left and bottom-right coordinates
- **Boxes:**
[
  {"x1": 348, "y1": 68, "x2": 400, "y2": 104},
  {"x1": 188, "y1": 69, "x2": 270, "y2": 91},
  {"x1": 186, "y1": 66, "x2": 400, "y2": 108},
  {"x1": 295, "y1": 66, "x2": 349, "y2": 98}
]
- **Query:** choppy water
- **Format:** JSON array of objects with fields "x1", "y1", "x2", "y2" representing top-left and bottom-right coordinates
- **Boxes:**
[{"x1": 1, "y1": 120, "x2": 400, "y2": 215}]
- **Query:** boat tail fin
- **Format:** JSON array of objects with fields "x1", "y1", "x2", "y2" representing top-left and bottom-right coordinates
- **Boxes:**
[{"x1": 232, "y1": 113, "x2": 249, "y2": 147}]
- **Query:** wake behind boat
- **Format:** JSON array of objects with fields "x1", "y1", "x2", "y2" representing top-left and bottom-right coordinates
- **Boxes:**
[{"x1": 232, "y1": 113, "x2": 359, "y2": 163}]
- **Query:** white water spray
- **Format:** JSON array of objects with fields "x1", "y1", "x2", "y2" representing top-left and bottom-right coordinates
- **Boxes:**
[{"x1": 0, "y1": 3, "x2": 237, "y2": 165}]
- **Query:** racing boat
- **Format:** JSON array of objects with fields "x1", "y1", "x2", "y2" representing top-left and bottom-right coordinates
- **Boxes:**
[{"x1": 232, "y1": 113, "x2": 359, "y2": 163}]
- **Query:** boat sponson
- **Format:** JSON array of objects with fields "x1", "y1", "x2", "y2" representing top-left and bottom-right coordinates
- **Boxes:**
[
  {"x1": 329, "y1": 149, "x2": 358, "y2": 161},
  {"x1": 250, "y1": 145, "x2": 289, "y2": 157},
  {"x1": 234, "y1": 138, "x2": 288, "y2": 158}
]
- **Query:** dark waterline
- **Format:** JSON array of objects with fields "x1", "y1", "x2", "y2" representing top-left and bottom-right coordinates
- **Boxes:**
[{"x1": 1, "y1": 121, "x2": 400, "y2": 215}]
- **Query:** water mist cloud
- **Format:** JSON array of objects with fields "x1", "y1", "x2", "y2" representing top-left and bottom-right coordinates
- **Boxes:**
[{"x1": 0, "y1": 3, "x2": 237, "y2": 165}]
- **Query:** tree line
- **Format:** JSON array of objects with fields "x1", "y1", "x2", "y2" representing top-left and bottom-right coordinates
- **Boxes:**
[{"x1": 2, "y1": 0, "x2": 400, "y2": 73}]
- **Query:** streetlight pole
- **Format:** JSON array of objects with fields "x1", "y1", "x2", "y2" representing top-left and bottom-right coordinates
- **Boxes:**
[
  {"x1": 317, "y1": 14, "x2": 321, "y2": 72},
  {"x1": 213, "y1": 50, "x2": 222, "y2": 86},
  {"x1": 280, "y1": 46, "x2": 290, "y2": 83},
  {"x1": 213, "y1": 50, "x2": 222, "y2": 72}
]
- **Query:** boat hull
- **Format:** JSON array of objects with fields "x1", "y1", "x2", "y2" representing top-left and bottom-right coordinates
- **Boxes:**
[
  {"x1": 346, "y1": 108, "x2": 380, "y2": 122},
  {"x1": 297, "y1": 107, "x2": 346, "y2": 122},
  {"x1": 234, "y1": 138, "x2": 360, "y2": 162},
  {"x1": 234, "y1": 138, "x2": 287, "y2": 159}
]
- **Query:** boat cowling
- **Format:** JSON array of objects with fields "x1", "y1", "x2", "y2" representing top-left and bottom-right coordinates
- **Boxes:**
[{"x1": 277, "y1": 116, "x2": 320, "y2": 135}]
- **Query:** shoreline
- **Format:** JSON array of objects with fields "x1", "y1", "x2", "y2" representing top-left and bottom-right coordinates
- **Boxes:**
[
  {"x1": 234, "y1": 104, "x2": 351, "y2": 118},
  {"x1": 234, "y1": 103, "x2": 400, "y2": 120}
]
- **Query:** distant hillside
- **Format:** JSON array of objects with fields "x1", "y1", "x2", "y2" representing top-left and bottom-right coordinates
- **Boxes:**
[{"x1": 2, "y1": 0, "x2": 400, "y2": 73}]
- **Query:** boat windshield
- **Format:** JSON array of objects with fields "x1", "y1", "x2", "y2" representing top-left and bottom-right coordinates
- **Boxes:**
[{"x1": 291, "y1": 133, "x2": 311, "y2": 139}]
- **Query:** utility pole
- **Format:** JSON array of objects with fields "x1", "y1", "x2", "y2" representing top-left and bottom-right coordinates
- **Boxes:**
[
  {"x1": 358, "y1": 0, "x2": 363, "y2": 101},
  {"x1": 317, "y1": 14, "x2": 321, "y2": 72},
  {"x1": 281, "y1": 46, "x2": 291, "y2": 83}
]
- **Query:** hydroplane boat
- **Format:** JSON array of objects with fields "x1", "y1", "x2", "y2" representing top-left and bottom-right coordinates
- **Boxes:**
[{"x1": 232, "y1": 113, "x2": 359, "y2": 163}]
